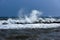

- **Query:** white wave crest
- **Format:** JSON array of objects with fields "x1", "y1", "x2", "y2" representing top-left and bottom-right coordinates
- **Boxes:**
[
  {"x1": 0, "y1": 9, "x2": 60, "y2": 29},
  {"x1": 0, "y1": 24, "x2": 60, "y2": 29}
]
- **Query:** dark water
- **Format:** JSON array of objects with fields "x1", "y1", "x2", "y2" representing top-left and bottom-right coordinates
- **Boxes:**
[{"x1": 0, "y1": 27, "x2": 60, "y2": 40}]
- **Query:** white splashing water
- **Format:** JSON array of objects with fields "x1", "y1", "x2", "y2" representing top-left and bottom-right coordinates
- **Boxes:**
[
  {"x1": 29, "y1": 10, "x2": 42, "y2": 23},
  {"x1": 0, "y1": 9, "x2": 60, "y2": 29},
  {"x1": 18, "y1": 9, "x2": 42, "y2": 23}
]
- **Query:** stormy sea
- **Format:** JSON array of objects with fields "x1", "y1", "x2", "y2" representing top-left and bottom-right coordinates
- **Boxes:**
[
  {"x1": 0, "y1": 10, "x2": 60, "y2": 40},
  {"x1": 0, "y1": 17, "x2": 60, "y2": 40}
]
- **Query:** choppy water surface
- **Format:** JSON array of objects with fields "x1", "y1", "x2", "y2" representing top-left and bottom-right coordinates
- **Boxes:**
[
  {"x1": 0, "y1": 9, "x2": 60, "y2": 40},
  {"x1": 0, "y1": 27, "x2": 60, "y2": 40},
  {"x1": 0, "y1": 16, "x2": 60, "y2": 40}
]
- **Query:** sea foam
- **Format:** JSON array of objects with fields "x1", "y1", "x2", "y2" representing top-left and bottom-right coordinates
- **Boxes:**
[{"x1": 0, "y1": 10, "x2": 60, "y2": 29}]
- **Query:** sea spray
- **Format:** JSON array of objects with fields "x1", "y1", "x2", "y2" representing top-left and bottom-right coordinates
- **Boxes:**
[
  {"x1": 29, "y1": 10, "x2": 42, "y2": 23},
  {"x1": 18, "y1": 9, "x2": 43, "y2": 23},
  {"x1": 0, "y1": 9, "x2": 60, "y2": 29}
]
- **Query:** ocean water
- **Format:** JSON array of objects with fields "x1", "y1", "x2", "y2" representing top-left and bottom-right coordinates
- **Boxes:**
[
  {"x1": 0, "y1": 9, "x2": 60, "y2": 40},
  {"x1": 0, "y1": 28, "x2": 60, "y2": 40},
  {"x1": 0, "y1": 16, "x2": 60, "y2": 40}
]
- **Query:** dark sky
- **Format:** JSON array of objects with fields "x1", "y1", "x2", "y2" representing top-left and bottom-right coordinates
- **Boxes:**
[{"x1": 0, "y1": 0, "x2": 60, "y2": 17}]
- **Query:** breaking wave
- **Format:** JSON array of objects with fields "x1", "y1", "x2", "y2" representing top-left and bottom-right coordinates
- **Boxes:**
[{"x1": 0, "y1": 9, "x2": 60, "y2": 29}]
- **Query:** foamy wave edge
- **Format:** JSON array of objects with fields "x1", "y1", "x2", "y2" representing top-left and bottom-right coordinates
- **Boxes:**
[{"x1": 0, "y1": 23, "x2": 60, "y2": 29}]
